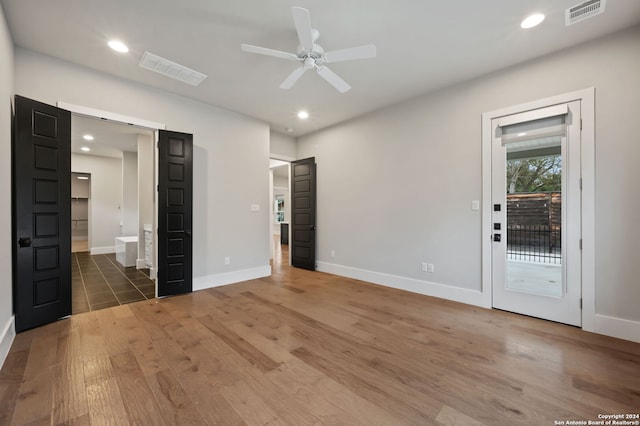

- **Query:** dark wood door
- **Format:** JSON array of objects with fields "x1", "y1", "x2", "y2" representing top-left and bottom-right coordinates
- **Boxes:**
[
  {"x1": 158, "y1": 130, "x2": 193, "y2": 296},
  {"x1": 291, "y1": 157, "x2": 316, "y2": 270},
  {"x1": 13, "y1": 96, "x2": 71, "y2": 332}
]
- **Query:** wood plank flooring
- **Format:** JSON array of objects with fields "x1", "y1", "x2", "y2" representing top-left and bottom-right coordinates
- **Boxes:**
[{"x1": 1, "y1": 242, "x2": 639, "y2": 425}]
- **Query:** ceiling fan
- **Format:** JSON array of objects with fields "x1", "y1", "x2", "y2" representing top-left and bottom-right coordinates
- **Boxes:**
[{"x1": 241, "y1": 7, "x2": 376, "y2": 93}]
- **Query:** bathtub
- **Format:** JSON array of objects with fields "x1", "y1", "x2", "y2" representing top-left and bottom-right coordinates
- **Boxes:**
[{"x1": 115, "y1": 236, "x2": 138, "y2": 267}]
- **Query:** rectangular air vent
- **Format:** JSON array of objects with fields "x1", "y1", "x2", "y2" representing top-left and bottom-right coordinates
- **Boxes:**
[
  {"x1": 138, "y1": 51, "x2": 207, "y2": 86},
  {"x1": 566, "y1": 0, "x2": 606, "y2": 26}
]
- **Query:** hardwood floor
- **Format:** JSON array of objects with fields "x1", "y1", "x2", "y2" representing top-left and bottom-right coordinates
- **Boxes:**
[{"x1": 1, "y1": 242, "x2": 639, "y2": 425}]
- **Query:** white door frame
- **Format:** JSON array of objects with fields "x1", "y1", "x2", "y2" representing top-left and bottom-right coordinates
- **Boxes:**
[
  {"x1": 481, "y1": 88, "x2": 595, "y2": 331},
  {"x1": 57, "y1": 101, "x2": 166, "y2": 295}
]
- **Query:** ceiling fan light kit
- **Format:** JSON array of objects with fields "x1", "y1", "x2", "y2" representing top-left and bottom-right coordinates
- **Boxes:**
[{"x1": 241, "y1": 6, "x2": 376, "y2": 93}]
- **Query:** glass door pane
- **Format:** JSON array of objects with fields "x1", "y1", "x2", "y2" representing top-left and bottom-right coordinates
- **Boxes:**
[{"x1": 502, "y1": 117, "x2": 565, "y2": 298}]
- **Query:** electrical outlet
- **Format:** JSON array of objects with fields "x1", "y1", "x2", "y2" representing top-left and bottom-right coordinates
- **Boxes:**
[
  {"x1": 427, "y1": 263, "x2": 434, "y2": 273},
  {"x1": 224, "y1": 257, "x2": 230, "y2": 265},
  {"x1": 421, "y1": 262, "x2": 428, "y2": 272}
]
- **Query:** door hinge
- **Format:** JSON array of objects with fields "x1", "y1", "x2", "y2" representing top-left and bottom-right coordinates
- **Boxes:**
[
  {"x1": 580, "y1": 298, "x2": 582, "y2": 309},
  {"x1": 579, "y1": 178, "x2": 582, "y2": 190},
  {"x1": 580, "y1": 118, "x2": 583, "y2": 130},
  {"x1": 157, "y1": 184, "x2": 159, "y2": 192},
  {"x1": 579, "y1": 239, "x2": 582, "y2": 250}
]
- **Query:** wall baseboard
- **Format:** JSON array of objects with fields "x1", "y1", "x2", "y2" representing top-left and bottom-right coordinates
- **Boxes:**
[
  {"x1": 193, "y1": 265, "x2": 272, "y2": 292},
  {"x1": 90, "y1": 246, "x2": 115, "y2": 255},
  {"x1": 0, "y1": 315, "x2": 15, "y2": 371},
  {"x1": 136, "y1": 259, "x2": 149, "y2": 269},
  {"x1": 594, "y1": 314, "x2": 640, "y2": 343},
  {"x1": 316, "y1": 262, "x2": 484, "y2": 308}
]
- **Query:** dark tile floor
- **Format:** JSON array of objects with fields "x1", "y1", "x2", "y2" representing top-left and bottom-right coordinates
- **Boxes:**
[{"x1": 72, "y1": 252, "x2": 155, "y2": 314}]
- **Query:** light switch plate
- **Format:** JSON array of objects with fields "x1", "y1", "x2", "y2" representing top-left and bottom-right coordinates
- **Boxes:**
[
  {"x1": 472, "y1": 200, "x2": 480, "y2": 211},
  {"x1": 250, "y1": 204, "x2": 260, "y2": 212}
]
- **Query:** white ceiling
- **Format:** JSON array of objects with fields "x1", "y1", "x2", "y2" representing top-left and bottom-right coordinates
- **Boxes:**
[
  {"x1": 3, "y1": 0, "x2": 640, "y2": 137},
  {"x1": 71, "y1": 115, "x2": 152, "y2": 158}
]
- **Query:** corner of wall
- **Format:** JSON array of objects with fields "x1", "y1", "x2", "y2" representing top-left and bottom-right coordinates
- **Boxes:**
[{"x1": 0, "y1": 0, "x2": 16, "y2": 371}]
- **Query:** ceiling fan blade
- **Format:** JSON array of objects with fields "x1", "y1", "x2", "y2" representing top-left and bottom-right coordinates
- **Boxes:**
[
  {"x1": 292, "y1": 7, "x2": 314, "y2": 52},
  {"x1": 241, "y1": 44, "x2": 298, "y2": 61},
  {"x1": 324, "y1": 44, "x2": 377, "y2": 63},
  {"x1": 280, "y1": 67, "x2": 307, "y2": 90},
  {"x1": 316, "y1": 66, "x2": 351, "y2": 93}
]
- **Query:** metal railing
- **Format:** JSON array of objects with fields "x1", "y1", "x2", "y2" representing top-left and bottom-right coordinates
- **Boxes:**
[{"x1": 507, "y1": 225, "x2": 561, "y2": 264}]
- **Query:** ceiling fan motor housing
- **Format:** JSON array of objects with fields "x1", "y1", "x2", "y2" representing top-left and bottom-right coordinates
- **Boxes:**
[{"x1": 297, "y1": 43, "x2": 325, "y2": 64}]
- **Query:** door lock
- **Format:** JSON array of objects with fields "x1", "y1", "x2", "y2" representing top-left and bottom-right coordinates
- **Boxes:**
[
  {"x1": 493, "y1": 234, "x2": 501, "y2": 242},
  {"x1": 18, "y1": 237, "x2": 31, "y2": 247}
]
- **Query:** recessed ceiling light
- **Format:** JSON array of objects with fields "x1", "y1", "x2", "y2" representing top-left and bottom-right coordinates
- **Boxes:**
[
  {"x1": 83, "y1": 134, "x2": 94, "y2": 141},
  {"x1": 108, "y1": 40, "x2": 129, "y2": 53},
  {"x1": 297, "y1": 110, "x2": 309, "y2": 120},
  {"x1": 517, "y1": 132, "x2": 527, "y2": 137},
  {"x1": 77, "y1": 176, "x2": 89, "y2": 180},
  {"x1": 80, "y1": 146, "x2": 91, "y2": 152},
  {"x1": 521, "y1": 13, "x2": 545, "y2": 29}
]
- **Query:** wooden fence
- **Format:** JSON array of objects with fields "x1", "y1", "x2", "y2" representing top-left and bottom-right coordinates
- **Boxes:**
[
  {"x1": 507, "y1": 192, "x2": 560, "y2": 229},
  {"x1": 506, "y1": 192, "x2": 561, "y2": 259}
]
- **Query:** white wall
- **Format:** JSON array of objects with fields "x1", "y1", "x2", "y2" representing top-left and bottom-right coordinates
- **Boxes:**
[
  {"x1": 270, "y1": 130, "x2": 296, "y2": 159},
  {"x1": 122, "y1": 151, "x2": 138, "y2": 237},
  {"x1": 273, "y1": 174, "x2": 288, "y2": 188},
  {"x1": 0, "y1": 2, "x2": 14, "y2": 368},
  {"x1": 298, "y1": 26, "x2": 640, "y2": 338},
  {"x1": 72, "y1": 154, "x2": 123, "y2": 253},
  {"x1": 15, "y1": 48, "x2": 271, "y2": 288}
]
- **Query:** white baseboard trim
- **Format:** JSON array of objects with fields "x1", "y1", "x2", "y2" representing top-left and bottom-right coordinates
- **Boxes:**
[
  {"x1": 316, "y1": 262, "x2": 484, "y2": 308},
  {"x1": 193, "y1": 265, "x2": 272, "y2": 292},
  {"x1": 594, "y1": 314, "x2": 640, "y2": 343},
  {"x1": 90, "y1": 246, "x2": 115, "y2": 255},
  {"x1": 0, "y1": 315, "x2": 16, "y2": 370},
  {"x1": 136, "y1": 259, "x2": 148, "y2": 269}
]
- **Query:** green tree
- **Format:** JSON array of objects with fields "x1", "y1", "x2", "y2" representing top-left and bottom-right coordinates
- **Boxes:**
[{"x1": 506, "y1": 155, "x2": 561, "y2": 193}]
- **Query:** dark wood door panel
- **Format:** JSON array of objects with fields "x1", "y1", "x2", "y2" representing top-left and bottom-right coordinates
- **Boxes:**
[
  {"x1": 13, "y1": 95, "x2": 71, "y2": 332},
  {"x1": 290, "y1": 157, "x2": 316, "y2": 270},
  {"x1": 158, "y1": 130, "x2": 193, "y2": 296}
]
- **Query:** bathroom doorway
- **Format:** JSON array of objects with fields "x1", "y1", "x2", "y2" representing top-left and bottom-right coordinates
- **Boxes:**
[{"x1": 70, "y1": 115, "x2": 156, "y2": 314}]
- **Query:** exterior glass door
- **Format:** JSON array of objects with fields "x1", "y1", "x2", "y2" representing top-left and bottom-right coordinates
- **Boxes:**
[{"x1": 491, "y1": 101, "x2": 582, "y2": 326}]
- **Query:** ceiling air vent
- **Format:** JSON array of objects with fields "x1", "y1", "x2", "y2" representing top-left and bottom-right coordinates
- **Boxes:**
[
  {"x1": 138, "y1": 51, "x2": 207, "y2": 86},
  {"x1": 566, "y1": 0, "x2": 606, "y2": 26}
]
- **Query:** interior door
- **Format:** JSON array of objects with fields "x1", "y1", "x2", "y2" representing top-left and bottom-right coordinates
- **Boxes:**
[
  {"x1": 291, "y1": 157, "x2": 316, "y2": 270},
  {"x1": 157, "y1": 130, "x2": 193, "y2": 296},
  {"x1": 491, "y1": 101, "x2": 581, "y2": 326},
  {"x1": 13, "y1": 96, "x2": 71, "y2": 332}
]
